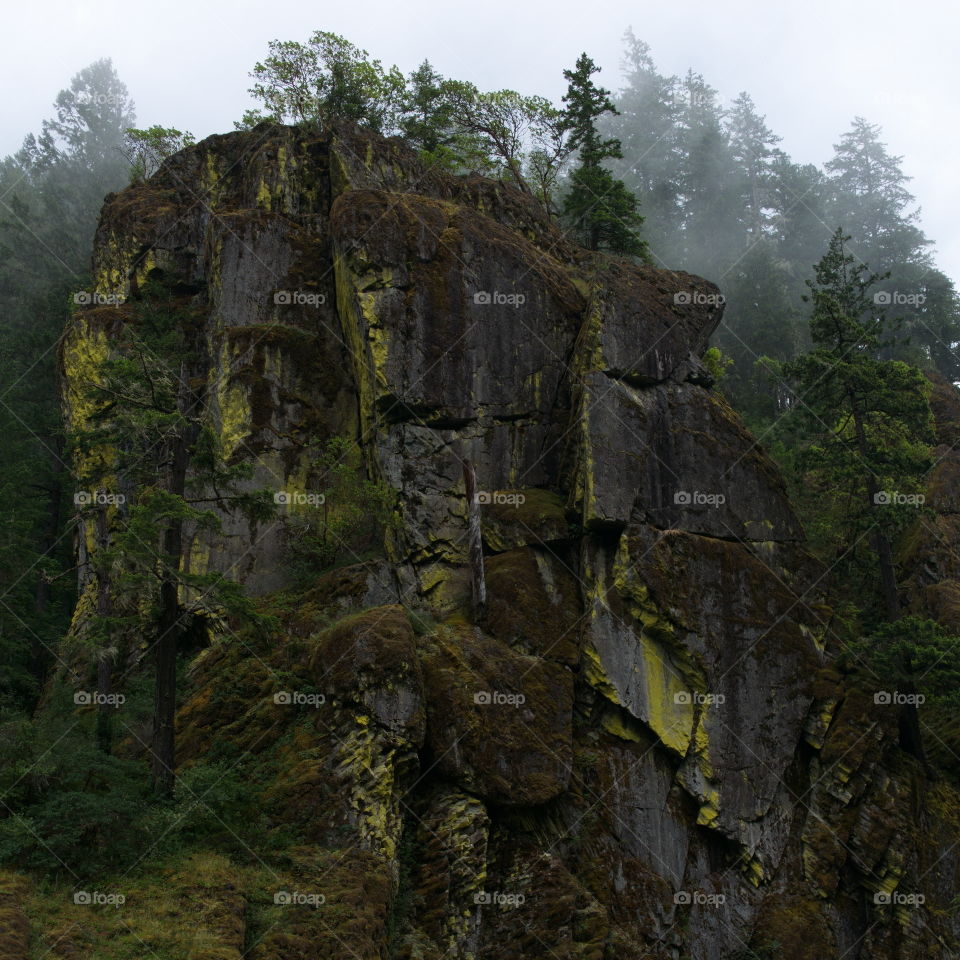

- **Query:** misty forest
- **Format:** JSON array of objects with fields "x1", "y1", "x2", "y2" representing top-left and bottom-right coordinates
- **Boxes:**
[{"x1": 0, "y1": 23, "x2": 959, "y2": 960}]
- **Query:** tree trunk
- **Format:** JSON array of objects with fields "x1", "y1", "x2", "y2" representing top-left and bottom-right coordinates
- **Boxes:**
[
  {"x1": 150, "y1": 362, "x2": 198, "y2": 797},
  {"x1": 850, "y1": 400, "x2": 899, "y2": 620},
  {"x1": 461, "y1": 459, "x2": 486, "y2": 621},
  {"x1": 28, "y1": 470, "x2": 64, "y2": 693},
  {"x1": 94, "y1": 505, "x2": 114, "y2": 754}
]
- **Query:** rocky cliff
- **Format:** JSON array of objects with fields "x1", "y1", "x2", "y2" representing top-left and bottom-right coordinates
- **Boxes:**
[{"x1": 48, "y1": 124, "x2": 960, "y2": 959}]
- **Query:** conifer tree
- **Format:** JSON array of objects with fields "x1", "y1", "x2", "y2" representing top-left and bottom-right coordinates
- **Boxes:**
[
  {"x1": 785, "y1": 228, "x2": 933, "y2": 619},
  {"x1": 561, "y1": 53, "x2": 646, "y2": 256}
]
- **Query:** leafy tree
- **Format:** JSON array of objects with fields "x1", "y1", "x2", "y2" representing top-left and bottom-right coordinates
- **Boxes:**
[
  {"x1": 561, "y1": 53, "x2": 646, "y2": 256},
  {"x1": 121, "y1": 126, "x2": 195, "y2": 181},
  {"x1": 242, "y1": 31, "x2": 405, "y2": 132},
  {"x1": 446, "y1": 84, "x2": 550, "y2": 192},
  {"x1": 701, "y1": 346, "x2": 733, "y2": 383}
]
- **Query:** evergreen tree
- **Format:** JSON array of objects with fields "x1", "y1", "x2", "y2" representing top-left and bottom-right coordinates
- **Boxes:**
[
  {"x1": 0, "y1": 60, "x2": 135, "y2": 711},
  {"x1": 561, "y1": 53, "x2": 646, "y2": 256},
  {"x1": 673, "y1": 71, "x2": 741, "y2": 278},
  {"x1": 715, "y1": 241, "x2": 802, "y2": 421},
  {"x1": 826, "y1": 118, "x2": 928, "y2": 270},
  {"x1": 397, "y1": 60, "x2": 476, "y2": 171},
  {"x1": 70, "y1": 285, "x2": 272, "y2": 789},
  {"x1": 785, "y1": 228, "x2": 934, "y2": 618},
  {"x1": 604, "y1": 30, "x2": 682, "y2": 264},
  {"x1": 726, "y1": 92, "x2": 783, "y2": 240}
]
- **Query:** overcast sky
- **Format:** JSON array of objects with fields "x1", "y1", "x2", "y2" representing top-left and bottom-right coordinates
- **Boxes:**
[{"x1": 6, "y1": 0, "x2": 959, "y2": 283}]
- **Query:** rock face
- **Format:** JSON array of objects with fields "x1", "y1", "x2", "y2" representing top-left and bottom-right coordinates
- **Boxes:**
[{"x1": 58, "y1": 124, "x2": 960, "y2": 959}]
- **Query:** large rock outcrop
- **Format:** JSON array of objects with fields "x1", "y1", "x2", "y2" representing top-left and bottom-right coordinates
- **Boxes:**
[{"x1": 45, "y1": 123, "x2": 960, "y2": 959}]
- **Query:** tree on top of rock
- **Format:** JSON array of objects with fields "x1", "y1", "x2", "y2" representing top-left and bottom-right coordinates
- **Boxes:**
[
  {"x1": 241, "y1": 32, "x2": 405, "y2": 133},
  {"x1": 560, "y1": 53, "x2": 646, "y2": 257}
]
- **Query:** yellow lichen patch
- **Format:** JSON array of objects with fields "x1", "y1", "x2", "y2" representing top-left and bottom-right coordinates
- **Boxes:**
[
  {"x1": 581, "y1": 639, "x2": 621, "y2": 707},
  {"x1": 695, "y1": 788, "x2": 720, "y2": 827},
  {"x1": 62, "y1": 319, "x2": 110, "y2": 430},
  {"x1": 336, "y1": 720, "x2": 401, "y2": 860},
  {"x1": 256, "y1": 178, "x2": 272, "y2": 210},
  {"x1": 131, "y1": 249, "x2": 157, "y2": 291},
  {"x1": 204, "y1": 150, "x2": 220, "y2": 191},
  {"x1": 803, "y1": 697, "x2": 838, "y2": 749},
  {"x1": 356, "y1": 289, "x2": 390, "y2": 389},
  {"x1": 214, "y1": 343, "x2": 250, "y2": 460},
  {"x1": 599, "y1": 704, "x2": 646, "y2": 743},
  {"x1": 95, "y1": 233, "x2": 137, "y2": 294},
  {"x1": 333, "y1": 250, "x2": 378, "y2": 436},
  {"x1": 638, "y1": 633, "x2": 697, "y2": 756},
  {"x1": 743, "y1": 855, "x2": 765, "y2": 887}
]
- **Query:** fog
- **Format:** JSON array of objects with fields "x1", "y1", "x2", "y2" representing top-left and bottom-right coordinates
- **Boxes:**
[{"x1": 5, "y1": 0, "x2": 959, "y2": 279}]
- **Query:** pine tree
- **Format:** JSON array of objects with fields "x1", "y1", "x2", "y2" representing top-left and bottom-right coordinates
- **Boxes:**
[
  {"x1": 826, "y1": 118, "x2": 927, "y2": 268},
  {"x1": 0, "y1": 61, "x2": 135, "y2": 711},
  {"x1": 785, "y1": 228, "x2": 933, "y2": 618},
  {"x1": 561, "y1": 53, "x2": 646, "y2": 256},
  {"x1": 399, "y1": 60, "x2": 465, "y2": 168},
  {"x1": 726, "y1": 92, "x2": 782, "y2": 240},
  {"x1": 673, "y1": 71, "x2": 741, "y2": 278},
  {"x1": 603, "y1": 30, "x2": 682, "y2": 263}
]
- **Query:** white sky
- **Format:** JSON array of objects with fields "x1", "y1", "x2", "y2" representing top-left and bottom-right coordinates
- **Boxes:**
[{"x1": 6, "y1": 0, "x2": 959, "y2": 283}]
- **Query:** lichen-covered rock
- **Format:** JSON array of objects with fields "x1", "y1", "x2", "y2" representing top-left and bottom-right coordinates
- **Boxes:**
[
  {"x1": 420, "y1": 623, "x2": 574, "y2": 806},
  {"x1": 46, "y1": 122, "x2": 960, "y2": 959}
]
